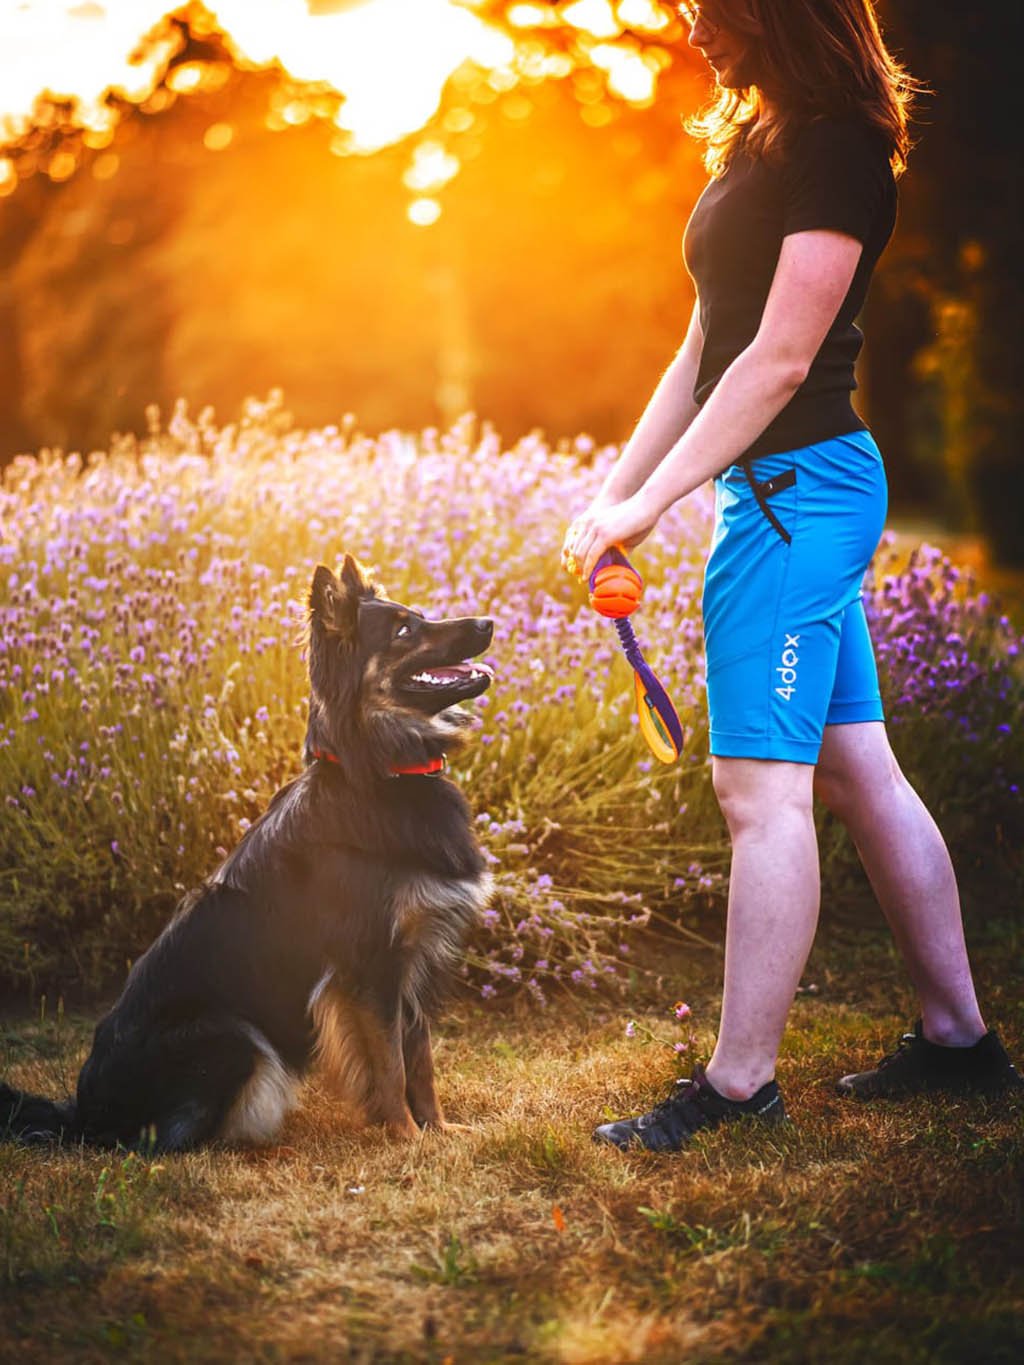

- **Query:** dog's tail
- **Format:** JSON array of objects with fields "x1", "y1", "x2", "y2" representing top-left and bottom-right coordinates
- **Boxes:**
[{"x1": 0, "y1": 1082, "x2": 80, "y2": 1144}]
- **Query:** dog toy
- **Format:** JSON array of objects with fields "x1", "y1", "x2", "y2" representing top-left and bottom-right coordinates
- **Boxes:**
[{"x1": 586, "y1": 545, "x2": 684, "y2": 765}]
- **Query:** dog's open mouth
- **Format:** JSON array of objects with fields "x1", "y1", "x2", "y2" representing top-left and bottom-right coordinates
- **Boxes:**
[{"x1": 400, "y1": 660, "x2": 494, "y2": 705}]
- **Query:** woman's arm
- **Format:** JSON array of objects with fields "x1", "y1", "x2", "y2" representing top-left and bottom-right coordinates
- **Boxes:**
[
  {"x1": 565, "y1": 229, "x2": 865, "y2": 577},
  {"x1": 641, "y1": 229, "x2": 864, "y2": 506},
  {"x1": 592, "y1": 300, "x2": 704, "y2": 506}
]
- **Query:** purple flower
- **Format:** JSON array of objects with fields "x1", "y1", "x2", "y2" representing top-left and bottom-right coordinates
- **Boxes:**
[{"x1": 0, "y1": 418, "x2": 1014, "y2": 1007}]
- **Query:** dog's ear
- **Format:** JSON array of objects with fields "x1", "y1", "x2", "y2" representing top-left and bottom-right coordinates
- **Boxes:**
[
  {"x1": 338, "y1": 553, "x2": 370, "y2": 600},
  {"x1": 309, "y1": 563, "x2": 359, "y2": 640},
  {"x1": 340, "y1": 552, "x2": 387, "y2": 601}
]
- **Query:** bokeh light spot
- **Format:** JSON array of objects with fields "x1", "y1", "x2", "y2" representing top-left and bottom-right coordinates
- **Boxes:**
[
  {"x1": 591, "y1": 43, "x2": 659, "y2": 104},
  {"x1": 403, "y1": 142, "x2": 461, "y2": 194},
  {"x1": 166, "y1": 62, "x2": 205, "y2": 95},
  {"x1": 580, "y1": 103, "x2": 614, "y2": 128},
  {"x1": 508, "y1": 3, "x2": 557, "y2": 26},
  {"x1": 203, "y1": 122, "x2": 235, "y2": 151},
  {"x1": 563, "y1": 0, "x2": 622, "y2": 39},
  {"x1": 501, "y1": 94, "x2": 534, "y2": 121},
  {"x1": 408, "y1": 197, "x2": 442, "y2": 227},
  {"x1": 91, "y1": 151, "x2": 121, "y2": 181},
  {"x1": 442, "y1": 107, "x2": 475, "y2": 133},
  {"x1": 47, "y1": 150, "x2": 78, "y2": 182},
  {"x1": 617, "y1": 0, "x2": 673, "y2": 31}
]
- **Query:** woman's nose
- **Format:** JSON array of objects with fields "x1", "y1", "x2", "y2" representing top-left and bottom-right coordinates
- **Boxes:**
[{"x1": 687, "y1": 16, "x2": 715, "y2": 49}]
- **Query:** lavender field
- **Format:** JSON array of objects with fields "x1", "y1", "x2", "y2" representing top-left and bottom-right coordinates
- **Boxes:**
[{"x1": 1, "y1": 394, "x2": 1021, "y2": 998}]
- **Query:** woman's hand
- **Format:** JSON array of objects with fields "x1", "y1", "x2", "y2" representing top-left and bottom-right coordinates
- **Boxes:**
[{"x1": 561, "y1": 492, "x2": 660, "y2": 581}]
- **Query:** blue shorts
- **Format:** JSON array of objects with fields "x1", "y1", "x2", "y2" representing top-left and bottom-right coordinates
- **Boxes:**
[{"x1": 702, "y1": 429, "x2": 888, "y2": 765}]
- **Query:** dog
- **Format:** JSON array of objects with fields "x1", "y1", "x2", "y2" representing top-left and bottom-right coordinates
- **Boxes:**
[{"x1": 0, "y1": 555, "x2": 494, "y2": 1150}]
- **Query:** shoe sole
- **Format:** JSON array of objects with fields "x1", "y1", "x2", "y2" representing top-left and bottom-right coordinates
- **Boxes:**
[
  {"x1": 592, "y1": 1109, "x2": 791, "y2": 1153},
  {"x1": 836, "y1": 1075, "x2": 1024, "y2": 1100}
]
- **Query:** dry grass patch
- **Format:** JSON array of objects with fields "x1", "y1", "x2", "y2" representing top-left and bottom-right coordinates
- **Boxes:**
[{"x1": 1, "y1": 919, "x2": 1022, "y2": 1362}]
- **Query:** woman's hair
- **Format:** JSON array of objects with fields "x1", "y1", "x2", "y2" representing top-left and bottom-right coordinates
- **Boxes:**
[{"x1": 685, "y1": 0, "x2": 922, "y2": 178}]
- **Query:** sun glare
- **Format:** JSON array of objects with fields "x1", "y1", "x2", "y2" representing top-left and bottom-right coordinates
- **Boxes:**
[
  {"x1": 0, "y1": 0, "x2": 682, "y2": 210},
  {"x1": 208, "y1": 0, "x2": 516, "y2": 153},
  {"x1": 0, "y1": 0, "x2": 177, "y2": 137},
  {"x1": 0, "y1": 0, "x2": 516, "y2": 152}
]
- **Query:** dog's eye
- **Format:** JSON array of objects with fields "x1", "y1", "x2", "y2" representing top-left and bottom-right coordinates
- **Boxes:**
[{"x1": 394, "y1": 622, "x2": 411, "y2": 639}]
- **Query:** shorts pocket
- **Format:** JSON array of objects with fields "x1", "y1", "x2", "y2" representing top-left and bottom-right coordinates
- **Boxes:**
[
  {"x1": 742, "y1": 461, "x2": 797, "y2": 545},
  {"x1": 755, "y1": 467, "x2": 796, "y2": 500}
]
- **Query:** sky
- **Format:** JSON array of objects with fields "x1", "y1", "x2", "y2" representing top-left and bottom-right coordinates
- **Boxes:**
[{"x1": 0, "y1": 0, "x2": 519, "y2": 151}]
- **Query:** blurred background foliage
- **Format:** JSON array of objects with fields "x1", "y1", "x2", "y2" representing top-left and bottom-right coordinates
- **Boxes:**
[{"x1": 0, "y1": 0, "x2": 1021, "y2": 561}]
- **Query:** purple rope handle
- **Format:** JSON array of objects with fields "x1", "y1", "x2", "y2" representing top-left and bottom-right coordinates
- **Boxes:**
[
  {"x1": 614, "y1": 615, "x2": 645, "y2": 670},
  {"x1": 590, "y1": 550, "x2": 684, "y2": 753}
]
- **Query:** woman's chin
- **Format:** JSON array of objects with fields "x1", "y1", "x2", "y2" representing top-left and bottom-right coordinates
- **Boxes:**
[
  {"x1": 712, "y1": 62, "x2": 744, "y2": 89},
  {"x1": 711, "y1": 51, "x2": 760, "y2": 91}
]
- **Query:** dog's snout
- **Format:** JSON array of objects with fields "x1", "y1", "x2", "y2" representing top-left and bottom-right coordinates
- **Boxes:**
[{"x1": 429, "y1": 614, "x2": 493, "y2": 658}]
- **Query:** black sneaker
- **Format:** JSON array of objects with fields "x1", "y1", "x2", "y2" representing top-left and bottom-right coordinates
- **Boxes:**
[
  {"x1": 836, "y1": 1020, "x2": 1024, "y2": 1100},
  {"x1": 592, "y1": 1063, "x2": 787, "y2": 1153}
]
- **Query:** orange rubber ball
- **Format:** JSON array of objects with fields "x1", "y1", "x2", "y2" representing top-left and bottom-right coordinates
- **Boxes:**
[{"x1": 589, "y1": 563, "x2": 642, "y2": 618}]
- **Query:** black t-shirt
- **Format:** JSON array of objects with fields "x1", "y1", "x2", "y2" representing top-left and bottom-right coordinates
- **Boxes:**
[{"x1": 683, "y1": 117, "x2": 897, "y2": 460}]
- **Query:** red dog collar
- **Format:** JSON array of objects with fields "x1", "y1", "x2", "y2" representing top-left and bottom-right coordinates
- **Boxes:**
[{"x1": 313, "y1": 748, "x2": 446, "y2": 777}]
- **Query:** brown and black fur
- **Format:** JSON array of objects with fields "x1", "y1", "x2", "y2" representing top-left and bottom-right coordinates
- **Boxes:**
[{"x1": 0, "y1": 556, "x2": 494, "y2": 1150}]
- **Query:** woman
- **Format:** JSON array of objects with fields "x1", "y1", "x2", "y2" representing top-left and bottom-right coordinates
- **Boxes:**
[{"x1": 562, "y1": 0, "x2": 1021, "y2": 1153}]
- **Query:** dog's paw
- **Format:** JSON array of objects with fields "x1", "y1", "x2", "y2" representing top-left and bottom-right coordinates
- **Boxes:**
[{"x1": 383, "y1": 1116, "x2": 423, "y2": 1140}]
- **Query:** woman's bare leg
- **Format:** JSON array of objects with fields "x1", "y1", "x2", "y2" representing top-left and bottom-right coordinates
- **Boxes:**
[
  {"x1": 703, "y1": 757, "x2": 819, "y2": 1100},
  {"x1": 814, "y1": 721, "x2": 986, "y2": 1047}
]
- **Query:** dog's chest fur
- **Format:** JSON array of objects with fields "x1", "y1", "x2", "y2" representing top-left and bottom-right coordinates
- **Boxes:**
[{"x1": 391, "y1": 869, "x2": 493, "y2": 1011}]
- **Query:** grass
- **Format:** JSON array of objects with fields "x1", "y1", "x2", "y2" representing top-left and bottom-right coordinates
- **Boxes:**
[
  {"x1": 1, "y1": 906, "x2": 1021, "y2": 1364},
  {"x1": 1, "y1": 403, "x2": 1021, "y2": 1358}
]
